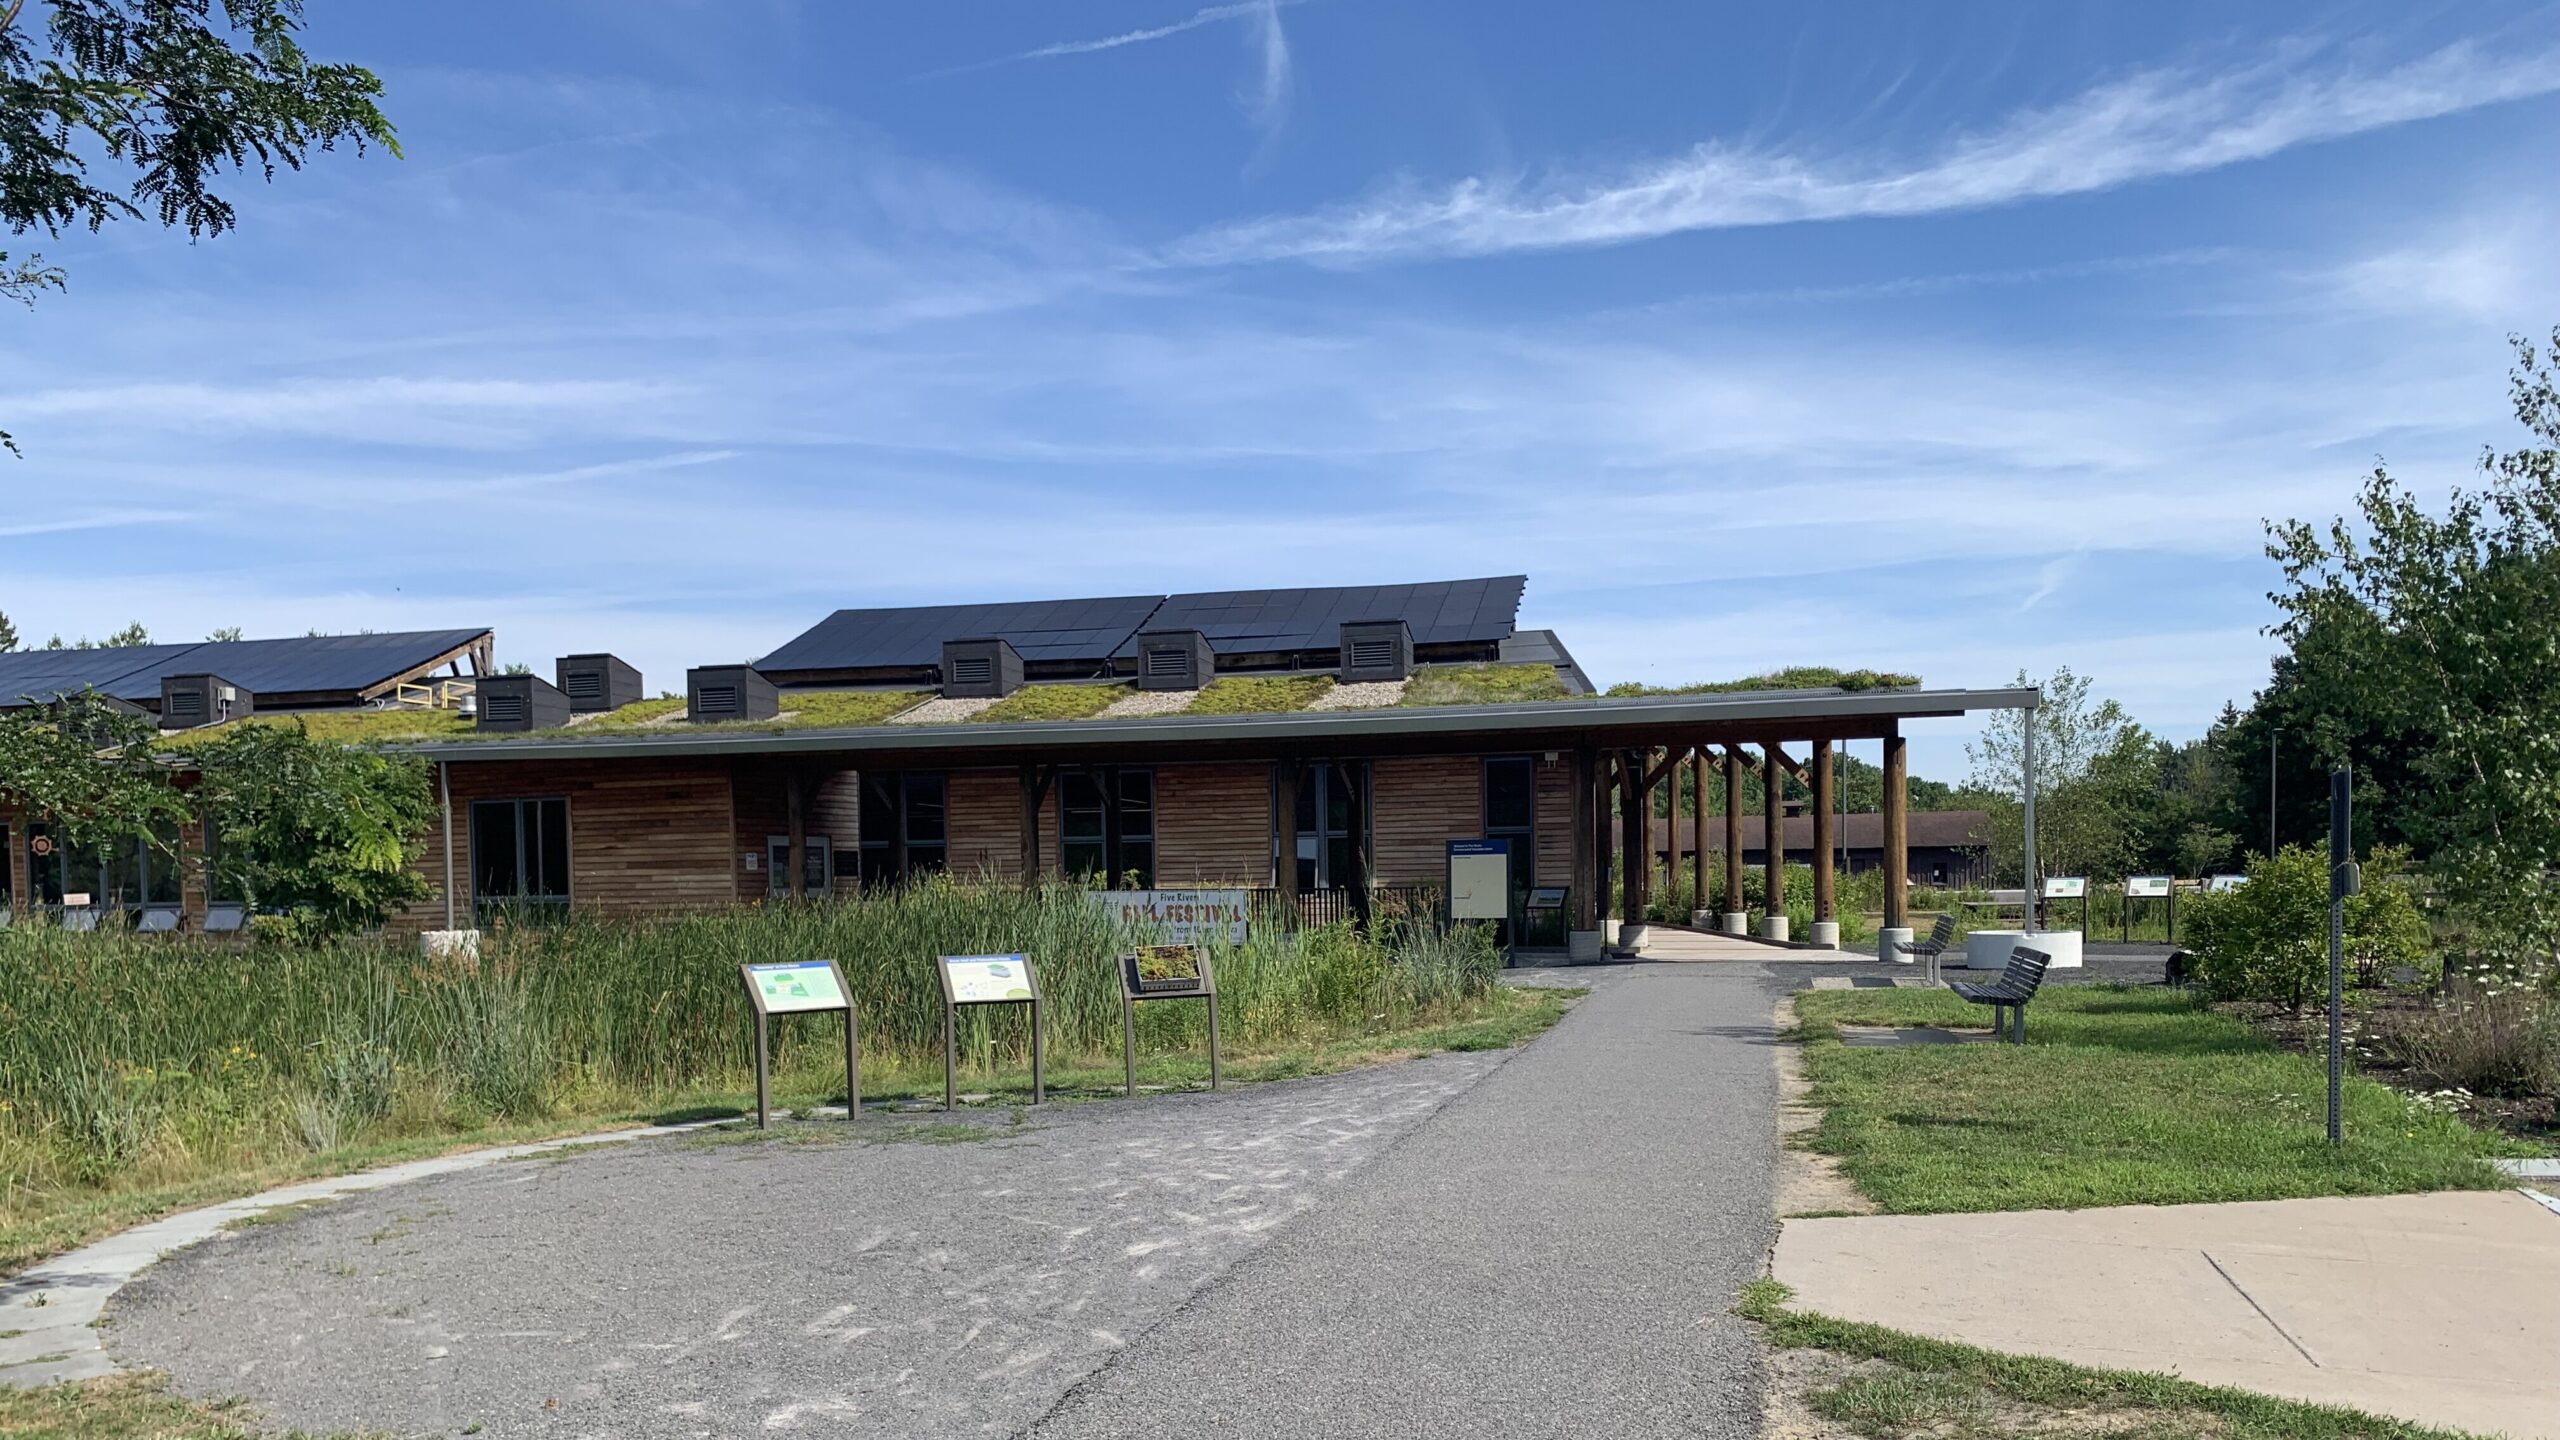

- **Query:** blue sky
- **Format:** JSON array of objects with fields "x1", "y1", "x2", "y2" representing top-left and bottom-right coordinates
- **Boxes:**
[{"x1": 5, "y1": 0, "x2": 2558, "y2": 780}]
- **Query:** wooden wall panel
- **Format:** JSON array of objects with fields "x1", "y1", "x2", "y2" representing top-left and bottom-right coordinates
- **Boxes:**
[
  {"x1": 1370, "y1": 756, "x2": 1482, "y2": 885},
  {"x1": 1535, "y1": 753, "x2": 1574, "y2": 889},
  {"x1": 393, "y1": 757, "x2": 738, "y2": 933},
  {"x1": 947, "y1": 768, "x2": 1024, "y2": 881},
  {"x1": 1154, "y1": 762, "x2": 1270, "y2": 885}
]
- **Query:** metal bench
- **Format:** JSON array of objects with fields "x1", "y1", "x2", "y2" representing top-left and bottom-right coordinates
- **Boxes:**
[
  {"x1": 1891, "y1": 914, "x2": 1959, "y2": 982},
  {"x1": 1949, "y1": 945, "x2": 2051, "y2": 1043}
]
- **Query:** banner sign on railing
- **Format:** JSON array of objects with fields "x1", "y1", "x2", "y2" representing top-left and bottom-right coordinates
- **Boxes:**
[{"x1": 1090, "y1": 889, "x2": 1249, "y2": 944}]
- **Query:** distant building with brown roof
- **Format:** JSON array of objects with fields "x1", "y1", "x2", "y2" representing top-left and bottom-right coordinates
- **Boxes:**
[{"x1": 1650, "y1": 811, "x2": 1992, "y2": 889}]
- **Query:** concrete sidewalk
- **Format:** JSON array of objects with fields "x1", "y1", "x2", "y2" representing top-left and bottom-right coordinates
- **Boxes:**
[{"x1": 1774, "y1": 1189, "x2": 2560, "y2": 1439}]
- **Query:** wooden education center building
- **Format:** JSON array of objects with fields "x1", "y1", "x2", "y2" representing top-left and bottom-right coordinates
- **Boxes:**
[{"x1": 1, "y1": 578, "x2": 2034, "y2": 957}]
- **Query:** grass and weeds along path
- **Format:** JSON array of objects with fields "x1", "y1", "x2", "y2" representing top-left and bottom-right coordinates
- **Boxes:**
[{"x1": 1791, "y1": 985, "x2": 2529, "y2": 1213}]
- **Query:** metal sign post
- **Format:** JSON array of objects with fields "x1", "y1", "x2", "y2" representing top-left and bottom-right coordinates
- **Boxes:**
[
  {"x1": 1119, "y1": 945, "x2": 1220, "y2": 1096},
  {"x1": 2122, "y1": 876, "x2": 2172, "y2": 943},
  {"x1": 2039, "y1": 876, "x2": 2087, "y2": 933},
  {"x1": 2327, "y1": 768, "x2": 2357, "y2": 1146},
  {"x1": 737, "y1": 960, "x2": 861, "y2": 1129},
  {"x1": 938, "y1": 953, "x2": 1043, "y2": 1110}
]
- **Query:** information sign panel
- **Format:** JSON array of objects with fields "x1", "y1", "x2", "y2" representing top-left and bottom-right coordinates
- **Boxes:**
[
  {"x1": 2206, "y1": 874, "x2": 2250, "y2": 893},
  {"x1": 2041, "y1": 877, "x2": 2087, "y2": 899},
  {"x1": 941, "y1": 954, "x2": 1037, "y2": 1005},
  {"x1": 734, "y1": 958, "x2": 859, "y2": 1128},
  {"x1": 746, "y1": 961, "x2": 846, "y2": 1014},
  {"x1": 938, "y1": 954, "x2": 1044, "y2": 1109},
  {"x1": 1089, "y1": 890, "x2": 1248, "y2": 944},
  {"x1": 1447, "y1": 839, "x2": 1511, "y2": 921},
  {"x1": 2125, "y1": 876, "x2": 2173, "y2": 898}
]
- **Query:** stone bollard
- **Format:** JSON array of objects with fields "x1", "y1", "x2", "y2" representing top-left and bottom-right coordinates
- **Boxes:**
[
  {"x1": 1759, "y1": 915, "x2": 1790, "y2": 943},
  {"x1": 1809, "y1": 921, "x2": 1840, "y2": 949},
  {"x1": 1878, "y1": 926, "x2": 1914, "y2": 964}
]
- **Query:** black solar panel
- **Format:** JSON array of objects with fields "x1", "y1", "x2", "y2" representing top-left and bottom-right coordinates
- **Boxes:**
[
  {"x1": 0, "y1": 629, "x2": 488, "y2": 707},
  {"x1": 756, "y1": 596, "x2": 1166, "y2": 673},
  {"x1": 1111, "y1": 576, "x2": 1523, "y2": 657}
]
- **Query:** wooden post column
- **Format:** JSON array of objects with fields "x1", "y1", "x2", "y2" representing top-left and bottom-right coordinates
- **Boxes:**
[
  {"x1": 1019, "y1": 763, "x2": 1052, "y2": 883},
  {"x1": 1884, "y1": 722, "x2": 1909, "y2": 932},
  {"x1": 1594, "y1": 752, "x2": 1615, "y2": 928},
  {"x1": 1275, "y1": 760, "x2": 1303, "y2": 909},
  {"x1": 1689, "y1": 748, "x2": 1707, "y2": 922},
  {"x1": 785, "y1": 768, "x2": 808, "y2": 900},
  {"x1": 1811, "y1": 740, "x2": 1836, "y2": 929},
  {"x1": 1722, "y1": 748, "x2": 1744, "y2": 924},
  {"x1": 1619, "y1": 750, "x2": 1645, "y2": 931},
  {"x1": 1762, "y1": 742, "x2": 1787, "y2": 936},
  {"x1": 1570, "y1": 743, "x2": 1598, "y2": 936}
]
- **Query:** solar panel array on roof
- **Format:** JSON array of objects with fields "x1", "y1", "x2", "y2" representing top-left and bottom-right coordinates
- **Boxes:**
[
  {"x1": 1111, "y1": 576, "x2": 1524, "y2": 658},
  {"x1": 755, "y1": 596, "x2": 1166, "y2": 674},
  {"x1": 0, "y1": 629, "x2": 490, "y2": 708}
]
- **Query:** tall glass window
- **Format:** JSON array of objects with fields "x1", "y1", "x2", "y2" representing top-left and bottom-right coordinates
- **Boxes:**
[
  {"x1": 1283, "y1": 761, "x2": 1368, "y2": 891},
  {"x1": 1061, "y1": 767, "x2": 1154, "y2": 886},
  {"x1": 858, "y1": 772, "x2": 948, "y2": 887},
  {"x1": 1484, "y1": 756, "x2": 1537, "y2": 902},
  {"x1": 471, "y1": 797, "x2": 570, "y2": 909}
]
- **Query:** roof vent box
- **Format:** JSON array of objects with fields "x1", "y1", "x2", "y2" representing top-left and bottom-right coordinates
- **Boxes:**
[
  {"x1": 158, "y1": 674, "x2": 254, "y2": 730},
  {"x1": 1339, "y1": 619, "x2": 1414, "y2": 682},
  {"x1": 688, "y1": 665, "x2": 779, "y2": 723},
  {"x1": 1133, "y1": 629, "x2": 1214, "y2": 691},
  {"x1": 554, "y1": 653, "x2": 642, "y2": 713},
  {"x1": 476, "y1": 674, "x2": 572, "y2": 733},
  {"x1": 940, "y1": 638, "x2": 1023, "y2": 699}
]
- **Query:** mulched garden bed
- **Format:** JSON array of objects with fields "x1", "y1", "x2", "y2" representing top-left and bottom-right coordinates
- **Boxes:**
[{"x1": 2216, "y1": 993, "x2": 2559, "y2": 1146}]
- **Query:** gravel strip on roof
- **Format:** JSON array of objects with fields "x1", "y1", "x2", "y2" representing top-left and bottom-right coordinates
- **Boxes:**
[
  {"x1": 890, "y1": 695, "x2": 1000, "y2": 725},
  {"x1": 1305, "y1": 678, "x2": 1407, "y2": 710}
]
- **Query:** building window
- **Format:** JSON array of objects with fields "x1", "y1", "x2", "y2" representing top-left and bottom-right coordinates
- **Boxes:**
[
  {"x1": 54, "y1": 824, "x2": 183, "y2": 911},
  {"x1": 1061, "y1": 767, "x2": 1154, "y2": 887},
  {"x1": 1280, "y1": 761, "x2": 1368, "y2": 891},
  {"x1": 858, "y1": 772, "x2": 947, "y2": 887},
  {"x1": 1483, "y1": 756, "x2": 1536, "y2": 902},
  {"x1": 764, "y1": 835, "x2": 833, "y2": 896},
  {"x1": 472, "y1": 797, "x2": 570, "y2": 909}
]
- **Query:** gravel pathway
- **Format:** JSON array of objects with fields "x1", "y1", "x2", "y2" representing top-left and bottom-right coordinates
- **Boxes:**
[{"x1": 108, "y1": 966, "x2": 1783, "y2": 1439}]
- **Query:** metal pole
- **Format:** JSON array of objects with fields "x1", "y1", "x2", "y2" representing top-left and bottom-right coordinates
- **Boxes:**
[
  {"x1": 2021, "y1": 698, "x2": 2039, "y2": 933},
  {"x1": 843, "y1": 1009, "x2": 861, "y2": 1120},
  {"x1": 1207, "y1": 993, "x2": 1222, "y2": 1090},
  {"x1": 753, "y1": 1013, "x2": 771, "y2": 1129},
  {"x1": 1123, "y1": 992, "x2": 1138, "y2": 1098},
  {"x1": 2327, "y1": 768, "x2": 2351, "y2": 1146},
  {"x1": 2270, "y1": 729, "x2": 2279, "y2": 857}
]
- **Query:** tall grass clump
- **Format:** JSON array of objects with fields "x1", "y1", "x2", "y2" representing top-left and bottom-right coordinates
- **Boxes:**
[{"x1": 0, "y1": 877, "x2": 1519, "y2": 1270}]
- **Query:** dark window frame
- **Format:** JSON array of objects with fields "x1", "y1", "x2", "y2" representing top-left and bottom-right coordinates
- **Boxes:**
[
  {"x1": 1483, "y1": 755, "x2": 1537, "y2": 892},
  {"x1": 1274, "y1": 760, "x2": 1371, "y2": 892},
  {"x1": 1060, "y1": 765, "x2": 1155, "y2": 887},
  {"x1": 471, "y1": 796, "x2": 572, "y2": 911},
  {"x1": 857, "y1": 771, "x2": 949, "y2": 888}
]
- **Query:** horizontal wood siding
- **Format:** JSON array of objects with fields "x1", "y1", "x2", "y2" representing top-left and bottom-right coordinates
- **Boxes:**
[
  {"x1": 395, "y1": 758, "x2": 737, "y2": 932},
  {"x1": 1536, "y1": 754, "x2": 1574, "y2": 889},
  {"x1": 1370, "y1": 756, "x2": 1482, "y2": 885},
  {"x1": 948, "y1": 768, "x2": 1023, "y2": 881},
  {"x1": 1154, "y1": 762, "x2": 1270, "y2": 885}
]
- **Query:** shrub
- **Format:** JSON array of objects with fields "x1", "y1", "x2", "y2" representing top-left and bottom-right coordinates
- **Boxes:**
[
  {"x1": 2183, "y1": 846, "x2": 2429, "y2": 1012},
  {"x1": 2380, "y1": 987, "x2": 2560, "y2": 1099}
]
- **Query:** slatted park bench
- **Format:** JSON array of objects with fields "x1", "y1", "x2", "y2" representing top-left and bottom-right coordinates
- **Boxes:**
[
  {"x1": 1949, "y1": 945, "x2": 2051, "y2": 1043},
  {"x1": 1890, "y1": 913, "x2": 1959, "y2": 982}
]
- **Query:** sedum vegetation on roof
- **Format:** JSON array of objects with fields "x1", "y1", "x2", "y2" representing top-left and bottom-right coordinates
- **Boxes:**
[
  {"x1": 1182, "y1": 675, "x2": 1334, "y2": 715},
  {"x1": 972, "y1": 683, "x2": 1125, "y2": 723},
  {"x1": 158, "y1": 707, "x2": 476, "y2": 748},
  {"x1": 576, "y1": 696, "x2": 688, "y2": 730},
  {"x1": 1401, "y1": 662, "x2": 1572, "y2": 707},
  {"x1": 1605, "y1": 667, "x2": 1920, "y2": 697}
]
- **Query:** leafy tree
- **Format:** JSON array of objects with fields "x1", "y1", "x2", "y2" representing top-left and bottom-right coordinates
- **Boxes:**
[
  {"x1": 0, "y1": 608, "x2": 15, "y2": 650},
  {"x1": 189, "y1": 719, "x2": 432, "y2": 936},
  {"x1": 2, "y1": 0, "x2": 396, "y2": 454},
  {"x1": 2267, "y1": 328, "x2": 2560, "y2": 957},
  {"x1": 206, "y1": 625, "x2": 242, "y2": 642},
  {"x1": 100, "y1": 620, "x2": 146, "y2": 646},
  {"x1": 1967, "y1": 666, "x2": 2155, "y2": 882},
  {"x1": 0, "y1": 688, "x2": 187, "y2": 862}
]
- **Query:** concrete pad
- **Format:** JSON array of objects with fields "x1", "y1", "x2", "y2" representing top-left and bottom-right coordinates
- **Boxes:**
[
  {"x1": 1774, "y1": 1190, "x2": 2560, "y2": 1440},
  {"x1": 1835, "y1": 1025, "x2": 1995, "y2": 1047}
]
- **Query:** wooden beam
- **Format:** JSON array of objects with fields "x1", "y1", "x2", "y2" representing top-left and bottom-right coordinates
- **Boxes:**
[
  {"x1": 1019, "y1": 763, "x2": 1053, "y2": 883},
  {"x1": 786, "y1": 767, "x2": 808, "y2": 900},
  {"x1": 1641, "y1": 743, "x2": 1691, "y2": 793},
  {"x1": 1275, "y1": 759, "x2": 1302, "y2": 905},
  {"x1": 1884, "y1": 723, "x2": 1909, "y2": 931},
  {"x1": 1595, "y1": 750, "x2": 1615, "y2": 929},
  {"x1": 1619, "y1": 748, "x2": 1646, "y2": 928},
  {"x1": 1811, "y1": 740, "x2": 1836, "y2": 924},
  {"x1": 1689, "y1": 747, "x2": 1707, "y2": 923},
  {"x1": 1571, "y1": 743, "x2": 1598, "y2": 933}
]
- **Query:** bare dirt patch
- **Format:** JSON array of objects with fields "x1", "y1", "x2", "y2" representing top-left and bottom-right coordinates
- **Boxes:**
[{"x1": 1773, "y1": 995, "x2": 1876, "y2": 1218}]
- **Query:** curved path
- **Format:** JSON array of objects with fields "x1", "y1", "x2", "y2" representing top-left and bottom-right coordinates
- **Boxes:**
[{"x1": 96, "y1": 962, "x2": 1786, "y2": 1438}]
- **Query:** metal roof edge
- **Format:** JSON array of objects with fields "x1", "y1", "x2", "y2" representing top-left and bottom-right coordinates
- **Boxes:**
[{"x1": 392, "y1": 685, "x2": 2041, "y2": 764}]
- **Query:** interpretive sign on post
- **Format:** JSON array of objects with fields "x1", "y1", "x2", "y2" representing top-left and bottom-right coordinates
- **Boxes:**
[
  {"x1": 1089, "y1": 889, "x2": 1248, "y2": 944},
  {"x1": 1118, "y1": 944, "x2": 1220, "y2": 1097},
  {"x1": 937, "y1": 953, "x2": 1044, "y2": 1109},
  {"x1": 736, "y1": 960, "x2": 860, "y2": 1129},
  {"x1": 1447, "y1": 838, "x2": 1511, "y2": 922},
  {"x1": 2038, "y1": 876, "x2": 2089, "y2": 932},
  {"x1": 2122, "y1": 876, "x2": 2176, "y2": 943}
]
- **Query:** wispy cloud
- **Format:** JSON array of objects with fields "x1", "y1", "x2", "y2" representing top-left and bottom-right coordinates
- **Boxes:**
[
  {"x1": 1241, "y1": 0, "x2": 1292, "y2": 139},
  {"x1": 918, "y1": 1, "x2": 1312, "y2": 80},
  {"x1": 1171, "y1": 37, "x2": 2560, "y2": 266}
]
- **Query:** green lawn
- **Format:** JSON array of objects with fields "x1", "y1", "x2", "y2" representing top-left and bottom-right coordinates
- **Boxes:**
[
  {"x1": 1740, "y1": 1280, "x2": 2486, "y2": 1440},
  {"x1": 1792, "y1": 986, "x2": 2526, "y2": 1213}
]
